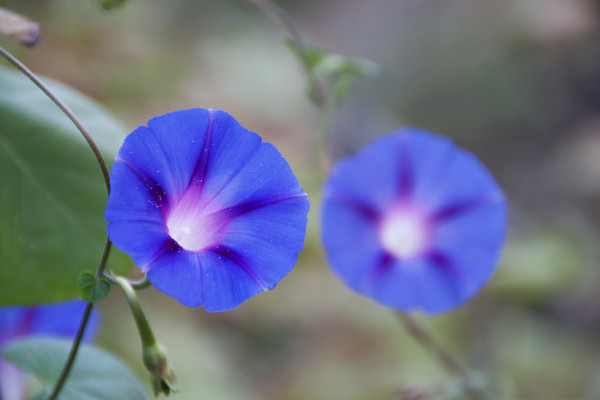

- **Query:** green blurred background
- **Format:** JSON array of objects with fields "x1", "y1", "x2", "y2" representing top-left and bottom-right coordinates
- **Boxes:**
[{"x1": 5, "y1": 0, "x2": 600, "y2": 399}]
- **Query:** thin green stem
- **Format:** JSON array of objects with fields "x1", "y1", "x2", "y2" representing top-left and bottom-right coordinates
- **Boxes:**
[
  {"x1": 113, "y1": 276, "x2": 156, "y2": 346},
  {"x1": 0, "y1": 45, "x2": 111, "y2": 193},
  {"x1": 45, "y1": 238, "x2": 113, "y2": 400},
  {"x1": 45, "y1": 303, "x2": 93, "y2": 400},
  {"x1": 130, "y1": 275, "x2": 151, "y2": 290},
  {"x1": 96, "y1": 239, "x2": 112, "y2": 277},
  {"x1": 244, "y1": 0, "x2": 327, "y2": 105},
  {"x1": 397, "y1": 313, "x2": 467, "y2": 378},
  {"x1": 244, "y1": 0, "x2": 333, "y2": 170},
  {"x1": 396, "y1": 312, "x2": 486, "y2": 400},
  {"x1": 100, "y1": 269, "x2": 150, "y2": 290}
]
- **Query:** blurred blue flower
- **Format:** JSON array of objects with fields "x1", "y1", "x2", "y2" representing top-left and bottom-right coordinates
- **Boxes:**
[
  {"x1": 105, "y1": 109, "x2": 309, "y2": 312},
  {"x1": 321, "y1": 129, "x2": 507, "y2": 314},
  {"x1": 0, "y1": 300, "x2": 98, "y2": 400}
]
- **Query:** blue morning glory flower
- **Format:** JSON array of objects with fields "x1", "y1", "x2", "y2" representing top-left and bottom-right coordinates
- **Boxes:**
[
  {"x1": 105, "y1": 109, "x2": 309, "y2": 312},
  {"x1": 0, "y1": 300, "x2": 98, "y2": 400},
  {"x1": 321, "y1": 129, "x2": 507, "y2": 314}
]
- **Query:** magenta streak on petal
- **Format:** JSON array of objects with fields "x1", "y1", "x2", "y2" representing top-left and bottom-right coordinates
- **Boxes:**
[
  {"x1": 14, "y1": 308, "x2": 36, "y2": 337},
  {"x1": 187, "y1": 109, "x2": 215, "y2": 190},
  {"x1": 141, "y1": 238, "x2": 181, "y2": 272},
  {"x1": 325, "y1": 194, "x2": 380, "y2": 222},
  {"x1": 191, "y1": 145, "x2": 262, "y2": 213},
  {"x1": 363, "y1": 251, "x2": 395, "y2": 292},
  {"x1": 429, "y1": 195, "x2": 499, "y2": 223},
  {"x1": 215, "y1": 192, "x2": 307, "y2": 220},
  {"x1": 116, "y1": 156, "x2": 169, "y2": 214},
  {"x1": 397, "y1": 138, "x2": 414, "y2": 200},
  {"x1": 425, "y1": 250, "x2": 469, "y2": 294},
  {"x1": 207, "y1": 245, "x2": 269, "y2": 291}
]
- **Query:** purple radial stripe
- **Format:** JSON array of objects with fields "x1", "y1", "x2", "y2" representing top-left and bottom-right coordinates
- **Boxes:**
[
  {"x1": 14, "y1": 309, "x2": 35, "y2": 337},
  {"x1": 214, "y1": 192, "x2": 307, "y2": 220},
  {"x1": 207, "y1": 245, "x2": 269, "y2": 291},
  {"x1": 363, "y1": 251, "x2": 395, "y2": 291},
  {"x1": 116, "y1": 156, "x2": 169, "y2": 212},
  {"x1": 196, "y1": 145, "x2": 261, "y2": 212},
  {"x1": 397, "y1": 138, "x2": 414, "y2": 199},
  {"x1": 425, "y1": 250, "x2": 469, "y2": 291},
  {"x1": 429, "y1": 195, "x2": 499, "y2": 223},
  {"x1": 188, "y1": 109, "x2": 215, "y2": 190},
  {"x1": 324, "y1": 194, "x2": 380, "y2": 222},
  {"x1": 143, "y1": 238, "x2": 181, "y2": 271}
]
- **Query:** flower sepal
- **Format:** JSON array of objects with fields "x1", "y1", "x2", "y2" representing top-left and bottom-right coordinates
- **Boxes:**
[{"x1": 143, "y1": 340, "x2": 179, "y2": 396}]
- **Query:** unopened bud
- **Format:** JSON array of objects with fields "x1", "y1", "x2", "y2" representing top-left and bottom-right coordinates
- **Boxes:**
[
  {"x1": 143, "y1": 340, "x2": 178, "y2": 396},
  {"x1": 0, "y1": 8, "x2": 40, "y2": 46}
]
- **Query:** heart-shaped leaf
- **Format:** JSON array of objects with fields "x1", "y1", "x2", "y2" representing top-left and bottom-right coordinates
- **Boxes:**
[{"x1": 0, "y1": 64, "x2": 130, "y2": 305}]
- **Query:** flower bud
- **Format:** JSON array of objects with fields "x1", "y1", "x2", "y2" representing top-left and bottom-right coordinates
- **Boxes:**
[{"x1": 142, "y1": 341, "x2": 178, "y2": 396}]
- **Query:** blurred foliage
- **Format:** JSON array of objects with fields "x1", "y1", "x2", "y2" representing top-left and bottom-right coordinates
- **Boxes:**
[
  {"x1": 1, "y1": 0, "x2": 600, "y2": 399},
  {"x1": 0, "y1": 64, "x2": 130, "y2": 305},
  {"x1": 98, "y1": 0, "x2": 128, "y2": 11},
  {"x1": 3, "y1": 338, "x2": 147, "y2": 400},
  {"x1": 286, "y1": 39, "x2": 379, "y2": 107}
]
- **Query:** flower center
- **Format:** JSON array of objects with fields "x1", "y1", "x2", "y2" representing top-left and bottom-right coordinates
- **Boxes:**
[
  {"x1": 379, "y1": 209, "x2": 429, "y2": 258},
  {"x1": 166, "y1": 188, "x2": 223, "y2": 252}
]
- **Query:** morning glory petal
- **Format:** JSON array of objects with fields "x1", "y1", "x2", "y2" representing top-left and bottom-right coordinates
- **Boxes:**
[
  {"x1": 222, "y1": 196, "x2": 309, "y2": 289},
  {"x1": 406, "y1": 131, "x2": 503, "y2": 213},
  {"x1": 433, "y1": 202, "x2": 508, "y2": 287},
  {"x1": 106, "y1": 109, "x2": 309, "y2": 311},
  {"x1": 365, "y1": 258, "x2": 422, "y2": 311},
  {"x1": 324, "y1": 134, "x2": 404, "y2": 213},
  {"x1": 104, "y1": 156, "x2": 165, "y2": 212},
  {"x1": 146, "y1": 251, "x2": 203, "y2": 307},
  {"x1": 200, "y1": 249, "x2": 267, "y2": 312},
  {"x1": 116, "y1": 110, "x2": 211, "y2": 200},
  {"x1": 107, "y1": 217, "x2": 170, "y2": 270},
  {"x1": 29, "y1": 301, "x2": 99, "y2": 339},
  {"x1": 321, "y1": 128, "x2": 507, "y2": 314},
  {"x1": 210, "y1": 143, "x2": 306, "y2": 209},
  {"x1": 146, "y1": 109, "x2": 212, "y2": 194},
  {"x1": 321, "y1": 200, "x2": 383, "y2": 290},
  {"x1": 0, "y1": 301, "x2": 98, "y2": 346},
  {"x1": 194, "y1": 110, "x2": 263, "y2": 197}
]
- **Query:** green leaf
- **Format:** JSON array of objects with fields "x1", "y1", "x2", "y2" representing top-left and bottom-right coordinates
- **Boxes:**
[
  {"x1": 0, "y1": 64, "x2": 130, "y2": 305},
  {"x1": 77, "y1": 272, "x2": 110, "y2": 303},
  {"x1": 286, "y1": 40, "x2": 379, "y2": 80},
  {"x1": 285, "y1": 40, "x2": 378, "y2": 107},
  {"x1": 285, "y1": 40, "x2": 329, "y2": 70},
  {"x1": 98, "y1": 0, "x2": 129, "y2": 10},
  {"x1": 2, "y1": 337, "x2": 147, "y2": 400}
]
